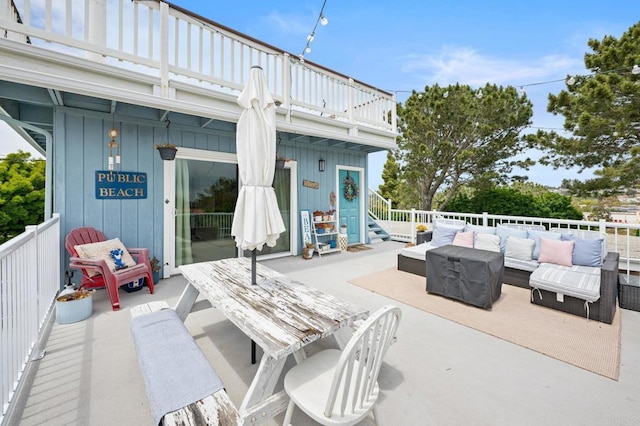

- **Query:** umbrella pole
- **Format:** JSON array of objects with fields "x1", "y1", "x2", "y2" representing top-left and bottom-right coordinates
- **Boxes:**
[{"x1": 251, "y1": 248, "x2": 257, "y2": 364}]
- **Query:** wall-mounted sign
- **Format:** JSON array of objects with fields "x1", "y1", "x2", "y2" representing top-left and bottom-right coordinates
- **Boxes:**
[
  {"x1": 95, "y1": 171, "x2": 147, "y2": 199},
  {"x1": 302, "y1": 179, "x2": 319, "y2": 189},
  {"x1": 300, "y1": 210, "x2": 312, "y2": 245}
]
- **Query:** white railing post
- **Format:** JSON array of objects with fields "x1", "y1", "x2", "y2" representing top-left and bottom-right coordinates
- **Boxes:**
[
  {"x1": 598, "y1": 219, "x2": 607, "y2": 234},
  {"x1": 387, "y1": 197, "x2": 392, "y2": 237},
  {"x1": 282, "y1": 53, "x2": 291, "y2": 121},
  {"x1": 410, "y1": 208, "x2": 416, "y2": 243},
  {"x1": 86, "y1": 0, "x2": 106, "y2": 62},
  {"x1": 482, "y1": 212, "x2": 489, "y2": 227},
  {"x1": 347, "y1": 78, "x2": 354, "y2": 125},
  {"x1": 159, "y1": 1, "x2": 170, "y2": 98}
]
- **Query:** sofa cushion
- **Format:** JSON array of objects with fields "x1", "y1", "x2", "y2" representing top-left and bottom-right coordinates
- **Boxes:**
[
  {"x1": 400, "y1": 242, "x2": 436, "y2": 260},
  {"x1": 527, "y1": 229, "x2": 562, "y2": 260},
  {"x1": 561, "y1": 234, "x2": 604, "y2": 267},
  {"x1": 530, "y1": 263, "x2": 601, "y2": 302},
  {"x1": 474, "y1": 233, "x2": 500, "y2": 252},
  {"x1": 431, "y1": 223, "x2": 464, "y2": 247},
  {"x1": 465, "y1": 224, "x2": 496, "y2": 235},
  {"x1": 504, "y1": 236, "x2": 535, "y2": 261},
  {"x1": 452, "y1": 231, "x2": 474, "y2": 248},
  {"x1": 538, "y1": 238, "x2": 574, "y2": 267},
  {"x1": 496, "y1": 225, "x2": 528, "y2": 252},
  {"x1": 505, "y1": 257, "x2": 539, "y2": 272}
]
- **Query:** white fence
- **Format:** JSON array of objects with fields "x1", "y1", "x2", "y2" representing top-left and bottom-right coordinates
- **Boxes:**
[
  {"x1": 0, "y1": 214, "x2": 60, "y2": 424},
  {"x1": 1, "y1": 0, "x2": 396, "y2": 133}
]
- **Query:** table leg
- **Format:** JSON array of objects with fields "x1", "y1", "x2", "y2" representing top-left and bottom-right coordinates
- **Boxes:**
[
  {"x1": 174, "y1": 283, "x2": 200, "y2": 322},
  {"x1": 240, "y1": 355, "x2": 287, "y2": 415}
]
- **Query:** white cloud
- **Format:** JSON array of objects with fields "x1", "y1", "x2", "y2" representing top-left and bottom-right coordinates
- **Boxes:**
[{"x1": 399, "y1": 46, "x2": 583, "y2": 88}]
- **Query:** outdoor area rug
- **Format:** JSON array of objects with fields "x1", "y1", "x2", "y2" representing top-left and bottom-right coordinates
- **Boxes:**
[
  {"x1": 349, "y1": 268, "x2": 621, "y2": 380},
  {"x1": 347, "y1": 244, "x2": 373, "y2": 252}
]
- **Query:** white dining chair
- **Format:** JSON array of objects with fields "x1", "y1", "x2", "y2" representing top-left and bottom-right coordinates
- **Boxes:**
[{"x1": 282, "y1": 305, "x2": 402, "y2": 426}]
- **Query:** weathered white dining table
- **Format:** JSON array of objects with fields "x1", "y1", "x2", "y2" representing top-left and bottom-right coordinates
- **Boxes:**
[{"x1": 176, "y1": 257, "x2": 369, "y2": 424}]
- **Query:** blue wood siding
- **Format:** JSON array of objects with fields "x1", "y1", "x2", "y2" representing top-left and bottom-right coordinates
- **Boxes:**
[{"x1": 54, "y1": 106, "x2": 368, "y2": 284}]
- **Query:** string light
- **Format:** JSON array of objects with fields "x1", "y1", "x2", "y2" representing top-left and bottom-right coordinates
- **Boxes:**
[{"x1": 299, "y1": 0, "x2": 328, "y2": 60}]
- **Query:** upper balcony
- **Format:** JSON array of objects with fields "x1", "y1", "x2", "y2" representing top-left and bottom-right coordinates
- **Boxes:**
[{"x1": 0, "y1": 0, "x2": 397, "y2": 152}]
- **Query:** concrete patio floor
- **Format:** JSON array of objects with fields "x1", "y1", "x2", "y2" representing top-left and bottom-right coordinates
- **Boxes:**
[{"x1": 7, "y1": 241, "x2": 640, "y2": 425}]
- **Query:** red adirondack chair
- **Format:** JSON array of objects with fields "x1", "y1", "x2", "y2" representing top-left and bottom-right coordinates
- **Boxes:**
[{"x1": 65, "y1": 227, "x2": 155, "y2": 311}]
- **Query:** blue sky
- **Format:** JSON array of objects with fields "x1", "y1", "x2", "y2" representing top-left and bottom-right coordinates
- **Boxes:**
[{"x1": 2, "y1": 1, "x2": 638, "y2": 188}]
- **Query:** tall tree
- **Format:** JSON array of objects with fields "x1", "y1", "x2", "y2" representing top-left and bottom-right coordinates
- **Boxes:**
[
  {"x1": 377, "y1": 151, "x2": 401, "y2": 208},
  {"x1": 0, "y1": 151, "x2": 45, "y2": 243},
  {"x1": 532, "y1": 22, "x2": 640, "y2": 190},
  {"x1": 396, "y1": 83, "x2": 534, "y2": 210}
]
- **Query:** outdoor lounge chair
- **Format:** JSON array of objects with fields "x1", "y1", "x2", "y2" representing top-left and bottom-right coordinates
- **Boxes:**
[{"x1": 65, "y1": 227, "x2": 154, "y2": 311}]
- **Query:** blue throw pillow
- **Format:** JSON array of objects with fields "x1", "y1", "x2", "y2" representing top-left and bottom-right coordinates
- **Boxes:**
[
  {"x1": 496, "y1": 225, "x2": 527, "y2": 253},
  {"x1": 431, "y1": 224, "x2": 461, "y2": 247},
  {"x1": 561, "y1": 234, "x2": 603, "y2": 267},
  {"x1": 527, "y1": 230, "x2": 561, "y2": 260}
]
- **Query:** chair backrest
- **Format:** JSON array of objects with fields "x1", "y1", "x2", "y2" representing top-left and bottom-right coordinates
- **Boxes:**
[
  {"x1": 325, "y1": 305, "x2": 401, "y2": 419},
  {"x1": 65, "y1": 227, "x2": 107, "y2": 257}
]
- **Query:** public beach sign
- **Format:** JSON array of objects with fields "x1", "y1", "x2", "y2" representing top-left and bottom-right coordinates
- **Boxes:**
[{"x1": 95, "y1": 171, "x2": 147, "y2": 199}]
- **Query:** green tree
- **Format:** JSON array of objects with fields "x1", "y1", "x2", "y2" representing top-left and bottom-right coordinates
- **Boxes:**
[
  {"x1": 532, "y1": 22, "x2": 640, "y2": 190},
  {"x1": 396, "y1": 83, "x2": 534, "y2": 211},
  {"x1": 445, "y1": 185, "x2": 583, "y2": 220},
  {"x1": 0, "y1": 151, "x2": 46, "y2": 243},
  {"x1": 377, "y1": 151, "x2": 401, "y2": 208}
]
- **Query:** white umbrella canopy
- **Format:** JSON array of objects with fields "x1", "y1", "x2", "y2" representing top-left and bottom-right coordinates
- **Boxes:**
[{"x1": 231, "y1": 65, "x2": 286, "y2": 252}]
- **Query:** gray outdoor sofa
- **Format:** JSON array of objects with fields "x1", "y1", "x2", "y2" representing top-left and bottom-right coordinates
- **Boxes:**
[{"x1": 398, "y1": 221, "x2": 619, "y2": 324}]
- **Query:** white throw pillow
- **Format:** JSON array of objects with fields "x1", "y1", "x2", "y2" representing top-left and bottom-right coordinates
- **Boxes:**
[
  {"x1": 474, "y1": 233, "x2": 500, "y2": 252},
  {"x1": 75, "y1": 238, "x2": 136, "y2": 276},
  {"x1": 504, "y1": 236, "x2": 535, "y2": 261}
]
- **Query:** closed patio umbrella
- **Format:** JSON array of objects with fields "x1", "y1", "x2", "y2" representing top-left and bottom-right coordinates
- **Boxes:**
[{"x1": 231, "y1": 65, "x2": 286, "y2": 284}]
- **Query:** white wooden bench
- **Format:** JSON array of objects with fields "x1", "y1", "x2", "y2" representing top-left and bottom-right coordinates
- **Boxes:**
[{"x1": 130, "y1": 301, "x2": 240, "y2": 425}]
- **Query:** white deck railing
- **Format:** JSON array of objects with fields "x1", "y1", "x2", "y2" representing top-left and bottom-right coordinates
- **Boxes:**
[
  {"x1": 1, "y1": 0, "x2": 396, "y2": 133},
  {"x1": 367, "y1": 188, "x2": 640, "y2": 279},
  {"x1": 0, "y1": 214, "x2": 60, "y2": 424}
]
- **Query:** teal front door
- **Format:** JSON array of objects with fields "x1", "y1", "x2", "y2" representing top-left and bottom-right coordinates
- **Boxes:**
[{"x1": 338, "y1": 169, "x2": 361, "y2": 245}]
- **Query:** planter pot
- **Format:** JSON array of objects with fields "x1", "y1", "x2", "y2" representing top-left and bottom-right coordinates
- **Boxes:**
[
  {"x1": 302, "y1": 247, "x2": 314, "y2": 259},
  {"x1": 314, "y1": 215, "x2": 323, "y2": 222},
  {"x1": 152, "y1": 270, "x2": 160, "y2": 284},
  {"x1": 157, "y1": 147, "x2": 177, "y2": 160},
  {"x1": 56, "y1": 292, "x2": 93, "y2": 324},
  {"x1": 339, "y1": 227, "x2": 347, "y2": 234},
  {"x1": 317, "y1": 228, "x2": 325, "y2": 234}
]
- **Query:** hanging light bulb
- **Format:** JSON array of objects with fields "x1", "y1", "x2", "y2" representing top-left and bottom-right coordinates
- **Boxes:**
[
  {"x1": 476, "y1": 89, "x2": 483, "y2": 99},
  {"x1": 519, "y1": 86, "x2": 526, "y2": 96},
  {"x1": 307, "y1": 33, "x2": 315, "y2": 42},
  {"x1": 305, "y1": 46, "x2": 312, "y2": 53},
  {"x1": 320, "y1": 14, "x2": 328, "y2": 25},
  {"x1": 632, "y1": 65, "x2": 640, "y2": 75},
  {"x1": 443, "y1": 91, "x2": 449, "y2": 98},
  {"x1": 567, "y1": 76, "x2": 576, "y2": 86}
]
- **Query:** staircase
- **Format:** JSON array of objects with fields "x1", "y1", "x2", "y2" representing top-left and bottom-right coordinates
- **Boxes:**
[{"x1": 367, "y1": 216, "x2": 390, "y2": 243}]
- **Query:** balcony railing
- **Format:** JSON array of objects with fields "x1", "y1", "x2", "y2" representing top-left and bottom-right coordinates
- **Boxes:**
[
  {"x1": 1, "y1": 0, "x2": 396, "y2": 134},
  {"x1": 0, "y1": 214, "x2": 60, "y2": 423}
]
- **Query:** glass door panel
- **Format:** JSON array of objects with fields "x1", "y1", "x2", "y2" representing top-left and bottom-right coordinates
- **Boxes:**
[
  {"x1": 175, "y1": 158, "x2": 237, "y2": 266},
  {"x1": 259, "y1": 167, "x2": 291, "y2": 256}
]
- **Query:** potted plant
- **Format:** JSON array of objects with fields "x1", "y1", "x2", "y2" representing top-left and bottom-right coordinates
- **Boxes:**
[
  {"x1": 155, "y1": 142, "x2": 177, "y2": 160},
  {"x1": 56, "y1": 287, "x2": 95, "y2": 324},
  {"x1": 150, "y1": 256, "x2": 161, "y2": 284},
  {"x1": 313, "y1": 210, "x2": 324, "y2": 222},
  {"x1": 339, "y1": 223, "x2": 347, "y2": 234},
  {"x1": 416, "y1": 223, "x2": 430, "y2": 244},
  {"x1": 302, "y1": 241, "x2": 315, "y2": 259}
]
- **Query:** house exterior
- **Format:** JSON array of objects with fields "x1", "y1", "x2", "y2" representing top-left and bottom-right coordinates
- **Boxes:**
[{"x1": 0, "y1": 0, "x2": 396, "y2": 281}]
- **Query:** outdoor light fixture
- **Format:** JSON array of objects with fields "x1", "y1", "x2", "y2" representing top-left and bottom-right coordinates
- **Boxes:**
[
  {"x1": 319, "y1": 159, "x2": 325, "y2": 172},
  {"x1": 320, "y1": 14, "x2": 328, "y2": 25},
  {"x1": 632, "y1": 65, "x2": 640, "y2": 75},
  {"x1": 108, "y1": 115, "x2": 120, "y2": 171},
  {"x1": 567, "y1": 76, "x2": 576, "y2": 86},
  {"x1": 476, "y1": 89, "x2": 483, "y2": 99},
  {"x1": 299, "y1": 0, "x2": 328, "y2": 60}
]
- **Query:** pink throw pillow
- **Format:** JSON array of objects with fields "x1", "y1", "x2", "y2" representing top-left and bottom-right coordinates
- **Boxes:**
[
  {"x1": 538, "y1": 238, "x2": 574, "y2": 267},
  {"x1": 452, "y1": 231, "x2": 474, "y2": 248}
]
